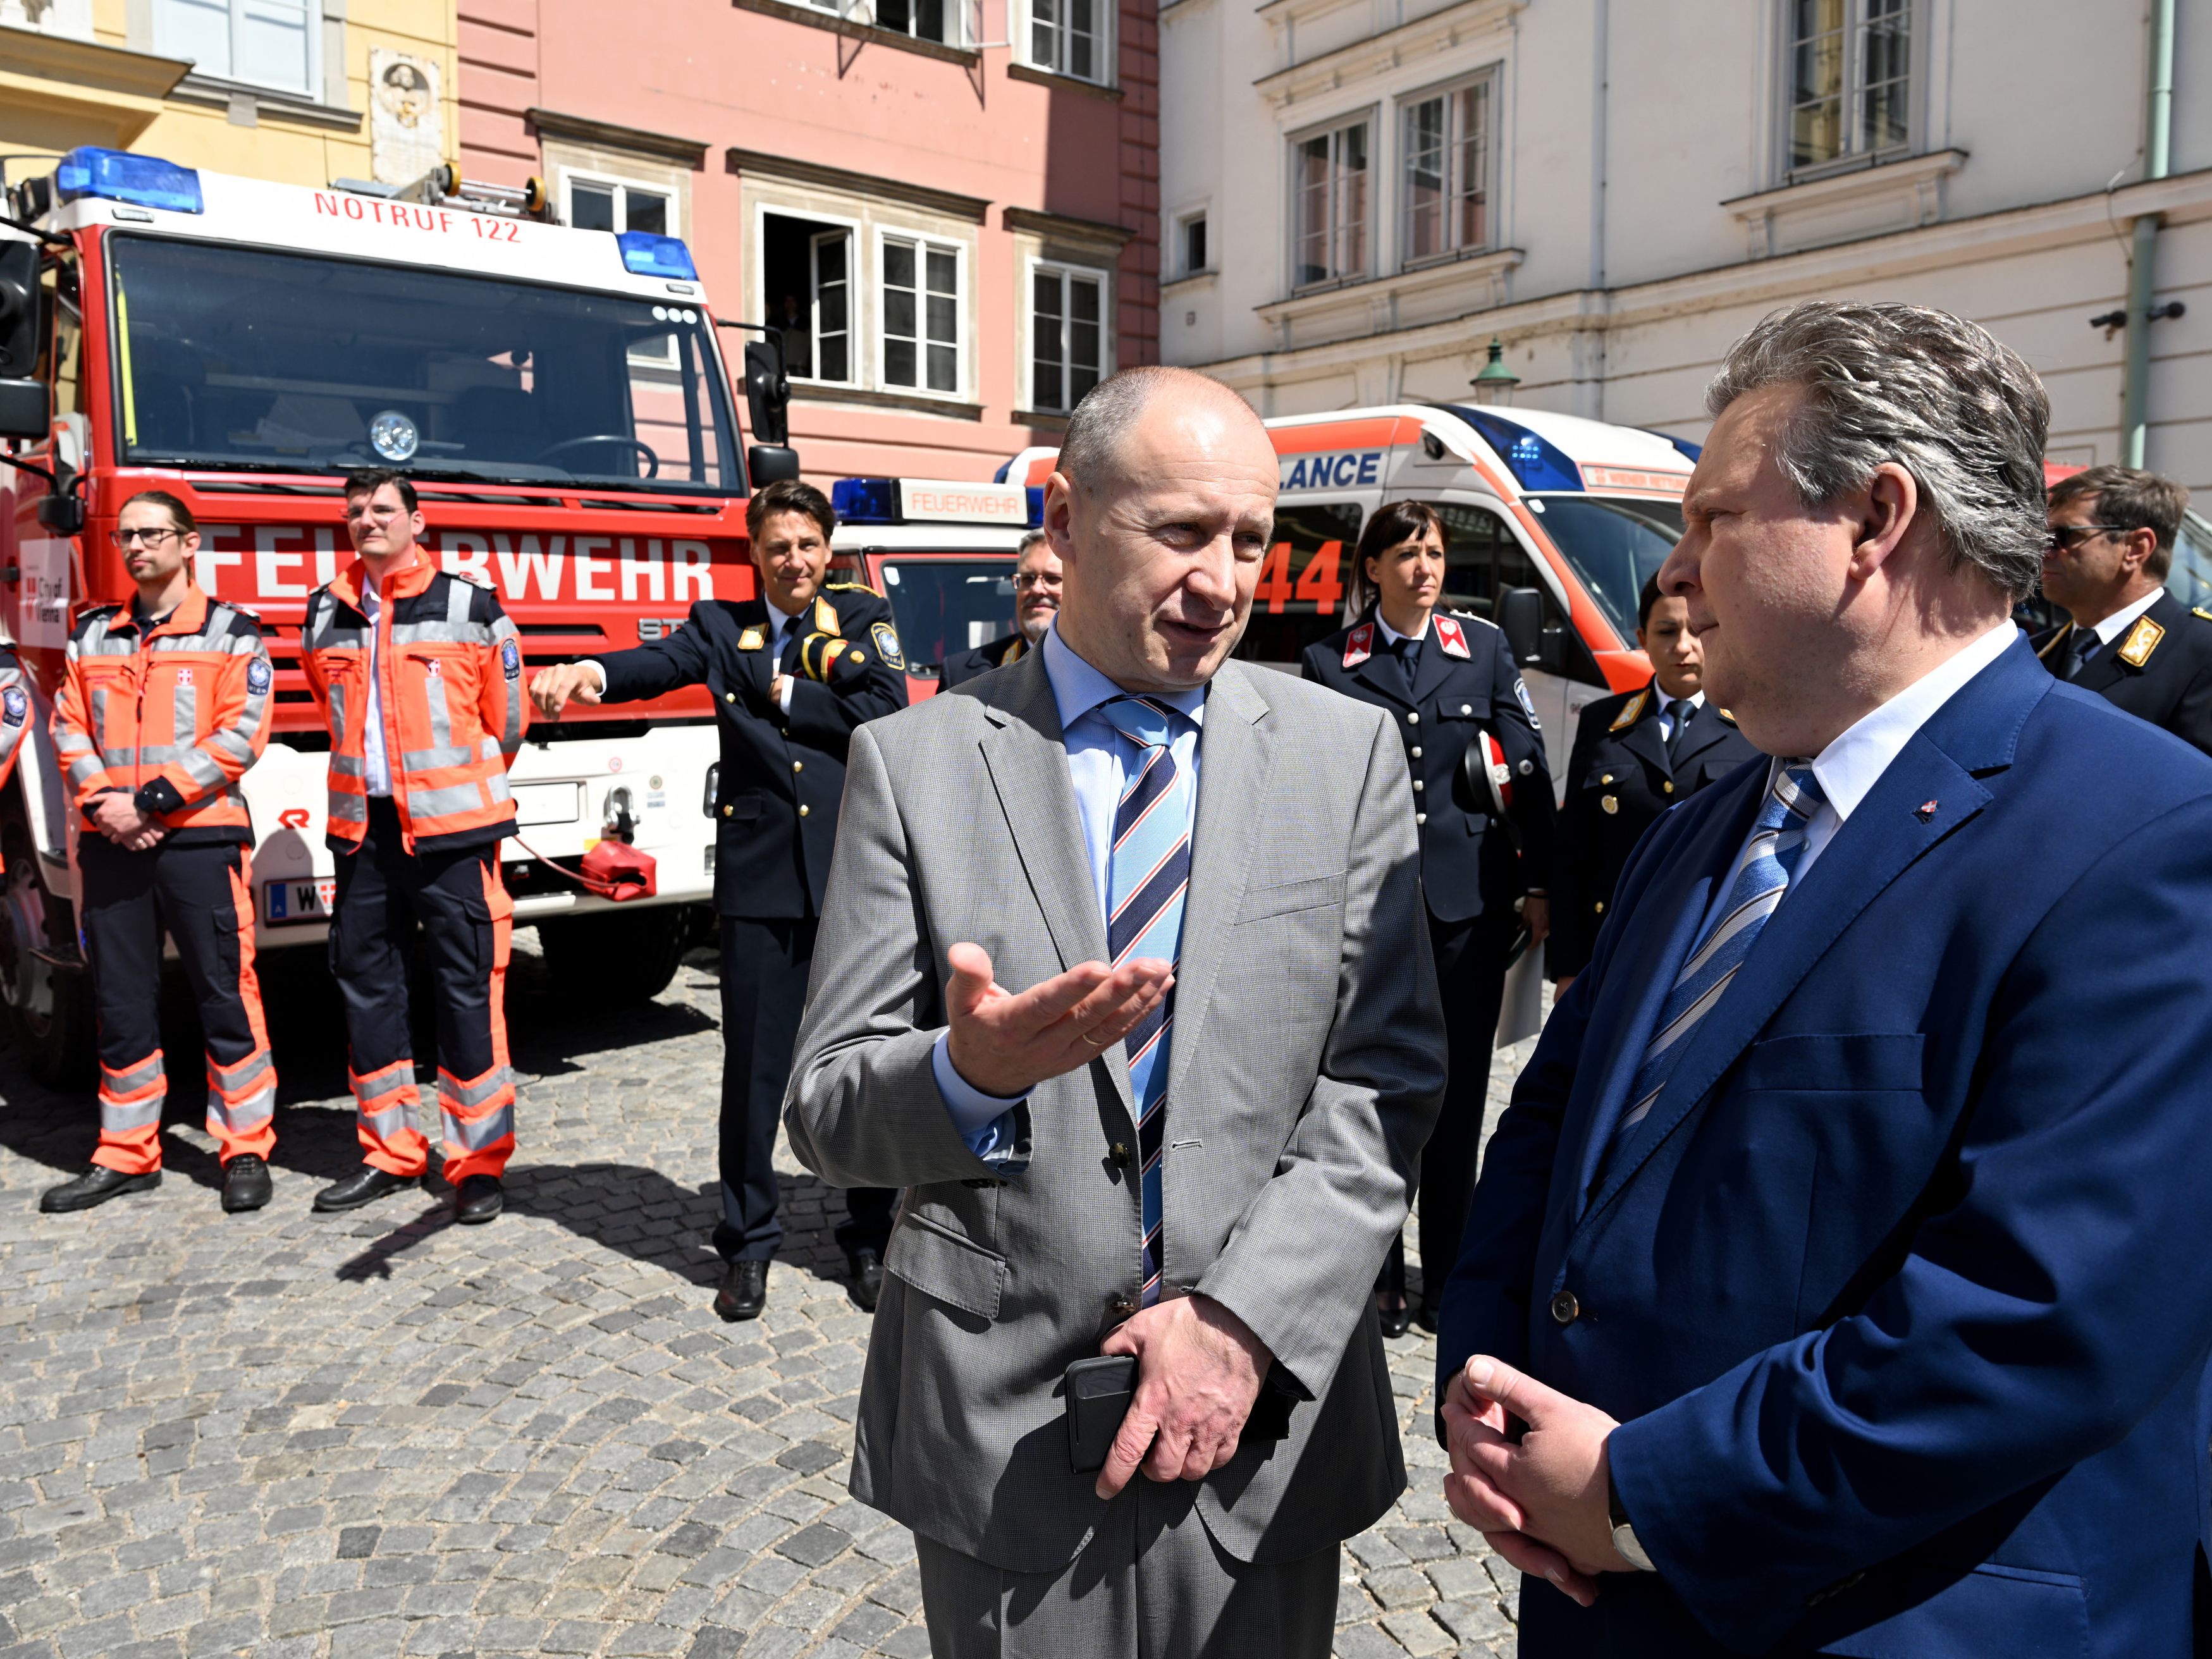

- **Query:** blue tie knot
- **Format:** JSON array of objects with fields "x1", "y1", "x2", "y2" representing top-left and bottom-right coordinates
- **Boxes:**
[
  {"x1": 1754, "y1": 761, "x2": 1826, "y2": 833},
  {"x1": 1100, "y1": 695, "x2": 1179, "y2": 750}
]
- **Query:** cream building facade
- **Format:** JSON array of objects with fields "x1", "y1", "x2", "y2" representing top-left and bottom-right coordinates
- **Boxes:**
[
  {"x1": 1, "y1": 0, "x2": 457, "y2": 193},
  {"x1": 1162, "y1": 0, "x2": 2212, "y2": 487}
]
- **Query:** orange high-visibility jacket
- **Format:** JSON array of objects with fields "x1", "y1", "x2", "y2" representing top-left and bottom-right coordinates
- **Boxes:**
[
  {"x1": 300, "y1": 555, "x2": 528, "y2": 855},
  {"x1": 52, "y1": 586, "x2": 273, "y2": 843},
  {"x1": 0, "y1": 647, "x2": 30, "y2": 793}
]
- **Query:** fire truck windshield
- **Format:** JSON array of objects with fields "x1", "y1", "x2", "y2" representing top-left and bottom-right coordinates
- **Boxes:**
[
  {"x1": 105, "y1": 235, "x2": 742, "y2": 494},
  {"x1": 877, "y1": 558, "x2": 1017, "y2": 673},
  {"x1": 1528, "y1": 494, "x2": 1685, "y2": 642}
]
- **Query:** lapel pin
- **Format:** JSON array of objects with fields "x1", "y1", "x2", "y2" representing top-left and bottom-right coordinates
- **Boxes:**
[{"x1": 1915, "y1": 800, "x2": 1938, "y2": 822}]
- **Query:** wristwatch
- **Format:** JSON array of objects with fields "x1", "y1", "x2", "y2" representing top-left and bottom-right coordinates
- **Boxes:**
[{"x1": 1607, "y1": 1469, "x2": 1656, "y2": 1573}]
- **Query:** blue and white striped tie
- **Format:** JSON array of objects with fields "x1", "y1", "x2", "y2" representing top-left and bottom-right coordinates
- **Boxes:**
[
  {"x1": 1610, "y1": 761, "x2": 1827, "y2": 1155},
  {"x1": 1100, "y1": 695, "x2": 1193, "y2": 1308}
]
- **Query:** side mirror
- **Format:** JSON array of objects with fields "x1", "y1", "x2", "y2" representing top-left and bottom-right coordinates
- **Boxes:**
[
  {"x1": 747, "y1": 446, "x2": 801, "y2": 486},
  {"x1": 0, "y1": 377, "x2": 47, "y2": 441},
  {"x1": 0, "y1": 241, "x2": 38, "y2": 377},
  {"x1": 37, "y1": 479, "x2": 82, "y2": 535},
  {"x1": 743, "y1": 338, "x2": 790, "y2": 447},
  {"x1": 1499, "y1": 586, "x2": 1544, "y2": 666}
]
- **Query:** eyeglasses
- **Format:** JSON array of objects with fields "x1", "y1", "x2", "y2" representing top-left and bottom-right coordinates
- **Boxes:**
[
  {"x1": 110, "y1": 527, "x2": 180, "y2": 548},
  {"x1": 2044, "y1": 524, "x2": 2130, "y2": 553},
  {"x1": 1012, "y1": 572, "x2": 1061, "y2": 591}
]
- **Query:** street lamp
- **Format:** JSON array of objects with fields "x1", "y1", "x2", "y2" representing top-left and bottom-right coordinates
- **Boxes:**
[{"x1": 1470, "y1": 337, "x2": 1520, "y2": 407}]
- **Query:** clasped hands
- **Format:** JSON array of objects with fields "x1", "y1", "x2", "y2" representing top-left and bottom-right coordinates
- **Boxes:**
[
  {"x1": 89, "y1": 791, "x2": 166, "y2": 852},
  {"x1": 1442, "y1": 1354, "x2": 1633, "y2": 1605},
  {"x1": 944, "y1": 941, "x2": 1273, "y2": 1502}
]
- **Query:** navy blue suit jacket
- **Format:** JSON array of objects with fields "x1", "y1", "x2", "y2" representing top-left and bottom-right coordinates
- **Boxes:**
[{"x1": 1439, "y1": 636, "x2": 2212, "y2": 1656}]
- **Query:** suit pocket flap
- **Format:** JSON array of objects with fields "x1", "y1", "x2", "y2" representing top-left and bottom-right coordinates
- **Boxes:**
[
  {"x1": 885, "y1": 1212, "x2": 1006, "y2": 1319},
  {"x1": 1740, "y1": 1032, "x2": 1926, "y2": 1093},
  {"x1": 1232, "y1": 871, "x2": 1346, "y2": 924}
]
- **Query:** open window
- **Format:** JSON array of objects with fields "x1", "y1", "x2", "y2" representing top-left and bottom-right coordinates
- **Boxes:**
[{"x1": 762, "y1": 213, "x2": 855, "y2": 386}]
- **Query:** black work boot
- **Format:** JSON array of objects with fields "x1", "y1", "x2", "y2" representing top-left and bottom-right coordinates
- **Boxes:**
[
  {"x1": 40, "y1": 1166, "x2": 161, "y2": 1213},
  {"x1": 453, "y1": 1174, "x2": 503, "y2": 1225},
  {"x1": 313, "y1": 1163, "x2": 419, "y2": 1213},
  {"x1": 221, "y1": 1154, "x2": 273, "y2": 1213},
  {"x1": 715, "y1": 1260, "x2": 769, "y2": 1322}
]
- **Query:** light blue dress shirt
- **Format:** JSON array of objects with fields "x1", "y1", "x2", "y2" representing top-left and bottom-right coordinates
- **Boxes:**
[{"x1": 931, "y1": 622, "x2": 1207, "y2": 1160}]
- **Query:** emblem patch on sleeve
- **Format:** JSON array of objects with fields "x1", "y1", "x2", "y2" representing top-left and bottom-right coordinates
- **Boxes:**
[
  {"x1": 1, "y1": 687, "x2": 24, "y2": 726},
  {"x1": 870, "y1": 620, "x2": 905, "y2": 671},
  {"x1": 246, "y1": 659, "x2": 272, "y2": 696},
  {"x1": 1513, "y1": 675, "x2": 1541, "y2": 728},
  {"x1": 501, "y1": 639, "x2": 521, "y2": 680}
]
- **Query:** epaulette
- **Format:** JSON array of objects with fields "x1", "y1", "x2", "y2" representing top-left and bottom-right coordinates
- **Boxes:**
[
  {"x1": 2192, "y1": 606, "x2": 2212, "y2": 624},
  {"x1": 825, "y1": 580, "x2": 883, "y2": 599},
  {"x1": 215, "y1": 600, "x2": 264, "y2": 626},
  {"x1": 1446, "y1": 608, "x2": 1500, "y2": 633},
  {"x1": 443, "y1": 568, "x2": 495, "y2": 591},
  {"x1": 1608, "y1": 689, "x2": 1650, "y2": 732},
  {"x1": 2117, "y1": 615, "x2": 2165, "y2": 669},
  {"x1": 70, "y1": 602, "x2": 123, "y2": 639}
]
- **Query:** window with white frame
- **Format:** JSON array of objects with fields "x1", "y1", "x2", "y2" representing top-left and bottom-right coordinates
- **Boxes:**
[
  {"x1": 1292, "y1": 118, "x2": 1370, "y2": 289},
  {"x1": 565, "y1": 171, "x2": 681, "y2": 366},
  {"x1": 882, "y1": 235, "x2": 961, "y2": 396},
  {"x1": 1029, "y1": 0, "x2": 1103, "y2": 83},
  {"x1": 872, "y1": 0, "x2": 962, "y2": 45},
  {"x1": 1401, "y1": 75, "x2": 1492, "y2": 263},
  {"x1": 1788, "y1": 0, "x2": 1911, "y2": 173},
  {"x1": 1030, "y1": 260, "x2": 1105, "y2": 413},
  {"x1": 763, "y1": 214, "x2": 854, "y2": 385},
  {"x1": 154, "y1": 0, "x2": 317, "y2": 95}
]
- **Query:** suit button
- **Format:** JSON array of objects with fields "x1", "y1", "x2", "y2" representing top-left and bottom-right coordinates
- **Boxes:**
[
  {"x1": 725, "y1": 692, "x2": 735, "y2": 703},
  {"x1": 1461, "y1": 703, "x2": 1473, "y2": 714},
  {"x1": 1662, "y1": 780, "x2": 1674, "y2": 794},
  {"x1": 1601, "y1": 773, "x2": 1613, "y2": 785},
  {"x1": 1415, "y1": 812, "x2": 1427, "y2": 825},
  {"x1": 1109, "y1": 1296, "x2": 1137, "y2": 1319},
  {"x1": 1594, "y1": 900, "x2": 1605, "y2": 914},
  {"x1": 1110, "y1": 1142, "x2": 1131, "y2": 1167},
  {"x1": 1406, "y1": 711, "x2": 1419, "y2": 725},
  {"x1": 792, "y1": 760, "x2": 804, "y2": 773},
  {"x1": 1551, "y1": 1290, "x2": 1580, "y2": 1325},
  {"x1": 1411, "y1": 779, "x2": 1424, "y2": 792},
  {"x1": 1410, "y1": 746, "x2": 1423, "y2": 758},
  {"x1": 721, "y1": 804, "x2": 732, "y2": 818},
  {"x1": 798, "y1": 804, "x2": 810, "y2": 818}
]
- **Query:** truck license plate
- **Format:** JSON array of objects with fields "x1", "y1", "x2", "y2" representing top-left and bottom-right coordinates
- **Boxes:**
[{"x1": 262, "y1": 878, "x2": 337, "y2": 926}]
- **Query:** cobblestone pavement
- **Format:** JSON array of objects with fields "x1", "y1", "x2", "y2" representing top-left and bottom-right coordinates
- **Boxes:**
[{"x1": 0, "y1": 929, "x2": 1538, "y2": 1659}]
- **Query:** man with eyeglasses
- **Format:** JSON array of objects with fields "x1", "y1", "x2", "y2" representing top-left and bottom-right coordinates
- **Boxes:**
[
  {"x1": 2033, "y1": 464, "x2": 2212, "y2": 755},
  {"x1": 44, "y1": 490, "x2": 279, "y2": 1215},
  {"x1": 940, "y1": 529, "x2": 1062, "y2": 688}
]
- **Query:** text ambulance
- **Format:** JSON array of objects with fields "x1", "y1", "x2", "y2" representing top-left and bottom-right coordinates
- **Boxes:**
[
  {"x1": 0, "y1": 148, "x2": 775, "y2": 1077},
  {"x1": 1000, "y1": 405, "x2": 1697, "y2": 779}
]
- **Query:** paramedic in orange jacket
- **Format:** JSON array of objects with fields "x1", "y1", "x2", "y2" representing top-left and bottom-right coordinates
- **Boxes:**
[
  {"x1": 300, "y1": 470, "x2": 529, "y2": 1225},
  {"x1": 42, "y1": 489, "x2": 278, "y2": 1216}
]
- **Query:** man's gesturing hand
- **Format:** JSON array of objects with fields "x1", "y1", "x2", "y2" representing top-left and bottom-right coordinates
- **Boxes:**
[
  {"x1": 942, "y1": 941, "x2": 1171, "y2": 1099},
  {"x1": 1442, "y1": 1355, "x2": 1628, "y2": 1606},
  {"x1": 530, "y1": 663, "x2": 603, "y2": 719},
  {"x1": 1095, "y1": 1295, "x2": 1271, "y2": 1500}
]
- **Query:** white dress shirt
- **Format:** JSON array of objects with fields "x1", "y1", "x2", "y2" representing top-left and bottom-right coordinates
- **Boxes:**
[
  {"x1": 1374, "y1": 611, "x2": 1430, "y2": 647},
  {"x1": 359, "y1": 565, "x2": 402, "y2": 799},
  {"x1": 1731, "y1": 621, "x2": 2019, "y2": 900},
  {"x1": 933, "y1": 621, "x2": 1207, "y2": 1151}
]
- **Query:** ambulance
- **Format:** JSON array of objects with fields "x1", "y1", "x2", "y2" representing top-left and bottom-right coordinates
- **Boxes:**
[
  {"x1": 1000, "y1": 403, "x2": 1699, "y2": 778},
  {"x1": 0, "y1": 147, "x2": 796, "y2": 1077}
]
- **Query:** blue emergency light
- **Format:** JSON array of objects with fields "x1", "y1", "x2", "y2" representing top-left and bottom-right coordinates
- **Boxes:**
[
  {"x1": 1453, "y1": 408, "x2": 1584, "y2": 493},
  {"x1": 1024, "y1": 487, "x2": 1045, "y2": 527},
  {"x1": 832, "y1": 479, "x2": 900, "y2": 524},
  {"x1": 54, "y1": 147, "x2": 203, "y2": 215},
  {"x1": 1642, "y1": 429, "x2": 1703, "y2": 465},
  {"x1": 616, "y1": 231, "x2": 698, "y2": 280}
]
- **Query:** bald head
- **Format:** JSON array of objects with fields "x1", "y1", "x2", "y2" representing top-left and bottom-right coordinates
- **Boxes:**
[
  {"x1": 1060, "y1": 367, "x2": 1270, "y2": 498},
  {"x1": 1042, "y1": 367, "x2": 1277, "y2": 693}
]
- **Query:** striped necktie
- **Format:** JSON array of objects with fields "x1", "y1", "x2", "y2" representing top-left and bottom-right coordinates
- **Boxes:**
[
  {"x1": 1609, "y1": 760, "x2": 1827, "y2": 1157},
  {"x1": 1100, "y1": 695, "x2": 1194, "y2": 1308}
]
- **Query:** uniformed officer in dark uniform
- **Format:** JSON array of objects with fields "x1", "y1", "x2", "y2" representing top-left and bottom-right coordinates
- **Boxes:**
[
  {"x1": 531, "y1": 479, "x2": 909, "y2": 1321},
  {"x1": 2032, "y1": 464, "x2": 2212, "y2": 756},
  {"x1": 940, "y1": 529, "x2": 1060, "y2": 688},
  {"x1": 1301, "y1": 499, "x2": 1554, "y2": 1335},
  {"x1": 1550, "y1": 575, "x2": 1762, "y2": 990}
]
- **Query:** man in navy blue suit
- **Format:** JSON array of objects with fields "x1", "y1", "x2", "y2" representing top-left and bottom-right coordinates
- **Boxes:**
[{"x1": 1436, "y1": 300, "x2": 2212, "y2": 1656}]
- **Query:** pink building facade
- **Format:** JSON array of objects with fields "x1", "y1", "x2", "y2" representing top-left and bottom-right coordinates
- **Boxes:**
[{"x1": 457, "y1": 0, "x2": 1160, "y2": 485}]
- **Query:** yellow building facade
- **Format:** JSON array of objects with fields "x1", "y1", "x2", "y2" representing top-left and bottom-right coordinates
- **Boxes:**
[{"x1": 1, "y1": 0, "x2": 457, "y2": 194}]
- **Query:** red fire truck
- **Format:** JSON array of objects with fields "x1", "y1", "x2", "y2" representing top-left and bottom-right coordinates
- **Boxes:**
[{"x1": 0, "y1": 148, "x2": 796, "y2": 1079}]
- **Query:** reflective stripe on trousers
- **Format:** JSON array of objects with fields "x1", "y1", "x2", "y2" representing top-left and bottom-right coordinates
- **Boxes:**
[{"x1": 94, "y1": 1049, "x2": 166, "y2": 1175}]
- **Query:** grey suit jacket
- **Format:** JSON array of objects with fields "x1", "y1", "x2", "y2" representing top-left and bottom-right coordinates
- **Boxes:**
[{"x1": 784, "y1": 646, "x2": 1446, "y2": 1573}]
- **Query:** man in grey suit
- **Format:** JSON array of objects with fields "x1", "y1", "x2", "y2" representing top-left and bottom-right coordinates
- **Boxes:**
[{"x1": 785, "y1": 365, "x2": 1446, "y2": 1655}]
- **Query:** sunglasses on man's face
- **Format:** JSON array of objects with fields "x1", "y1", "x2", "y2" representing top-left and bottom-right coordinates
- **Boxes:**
[{"x1": 2043, "y1": 524, "x2": 2129, "y2": 554}]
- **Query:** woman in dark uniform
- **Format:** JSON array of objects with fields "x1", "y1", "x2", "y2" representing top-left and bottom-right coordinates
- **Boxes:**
[{"x1": 1301, "y1": 500, "x2": 1555, "y2": 1335}]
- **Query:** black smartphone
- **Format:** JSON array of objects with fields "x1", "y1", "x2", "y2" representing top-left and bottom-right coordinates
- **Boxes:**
[{"x1": 1064, "y1": 1354, "x2": 1137, "y2": 1473}]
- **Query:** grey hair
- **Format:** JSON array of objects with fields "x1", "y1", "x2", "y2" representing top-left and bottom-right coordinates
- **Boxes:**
[
  {"x1": 1015, "y1": 527, "x2": 1048, "y2": 559},
  {"x1": 1706, "y1": 301, "x2": 2051, "y2": 600},
  {"x1": 1059, "y1": 365, "x2": 1260, "y2": 493}
]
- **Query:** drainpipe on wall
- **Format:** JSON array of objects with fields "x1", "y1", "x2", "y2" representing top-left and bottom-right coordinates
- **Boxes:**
[{"x1": 2120, "y1": 0, "x2": 2175, "y2": 467}]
